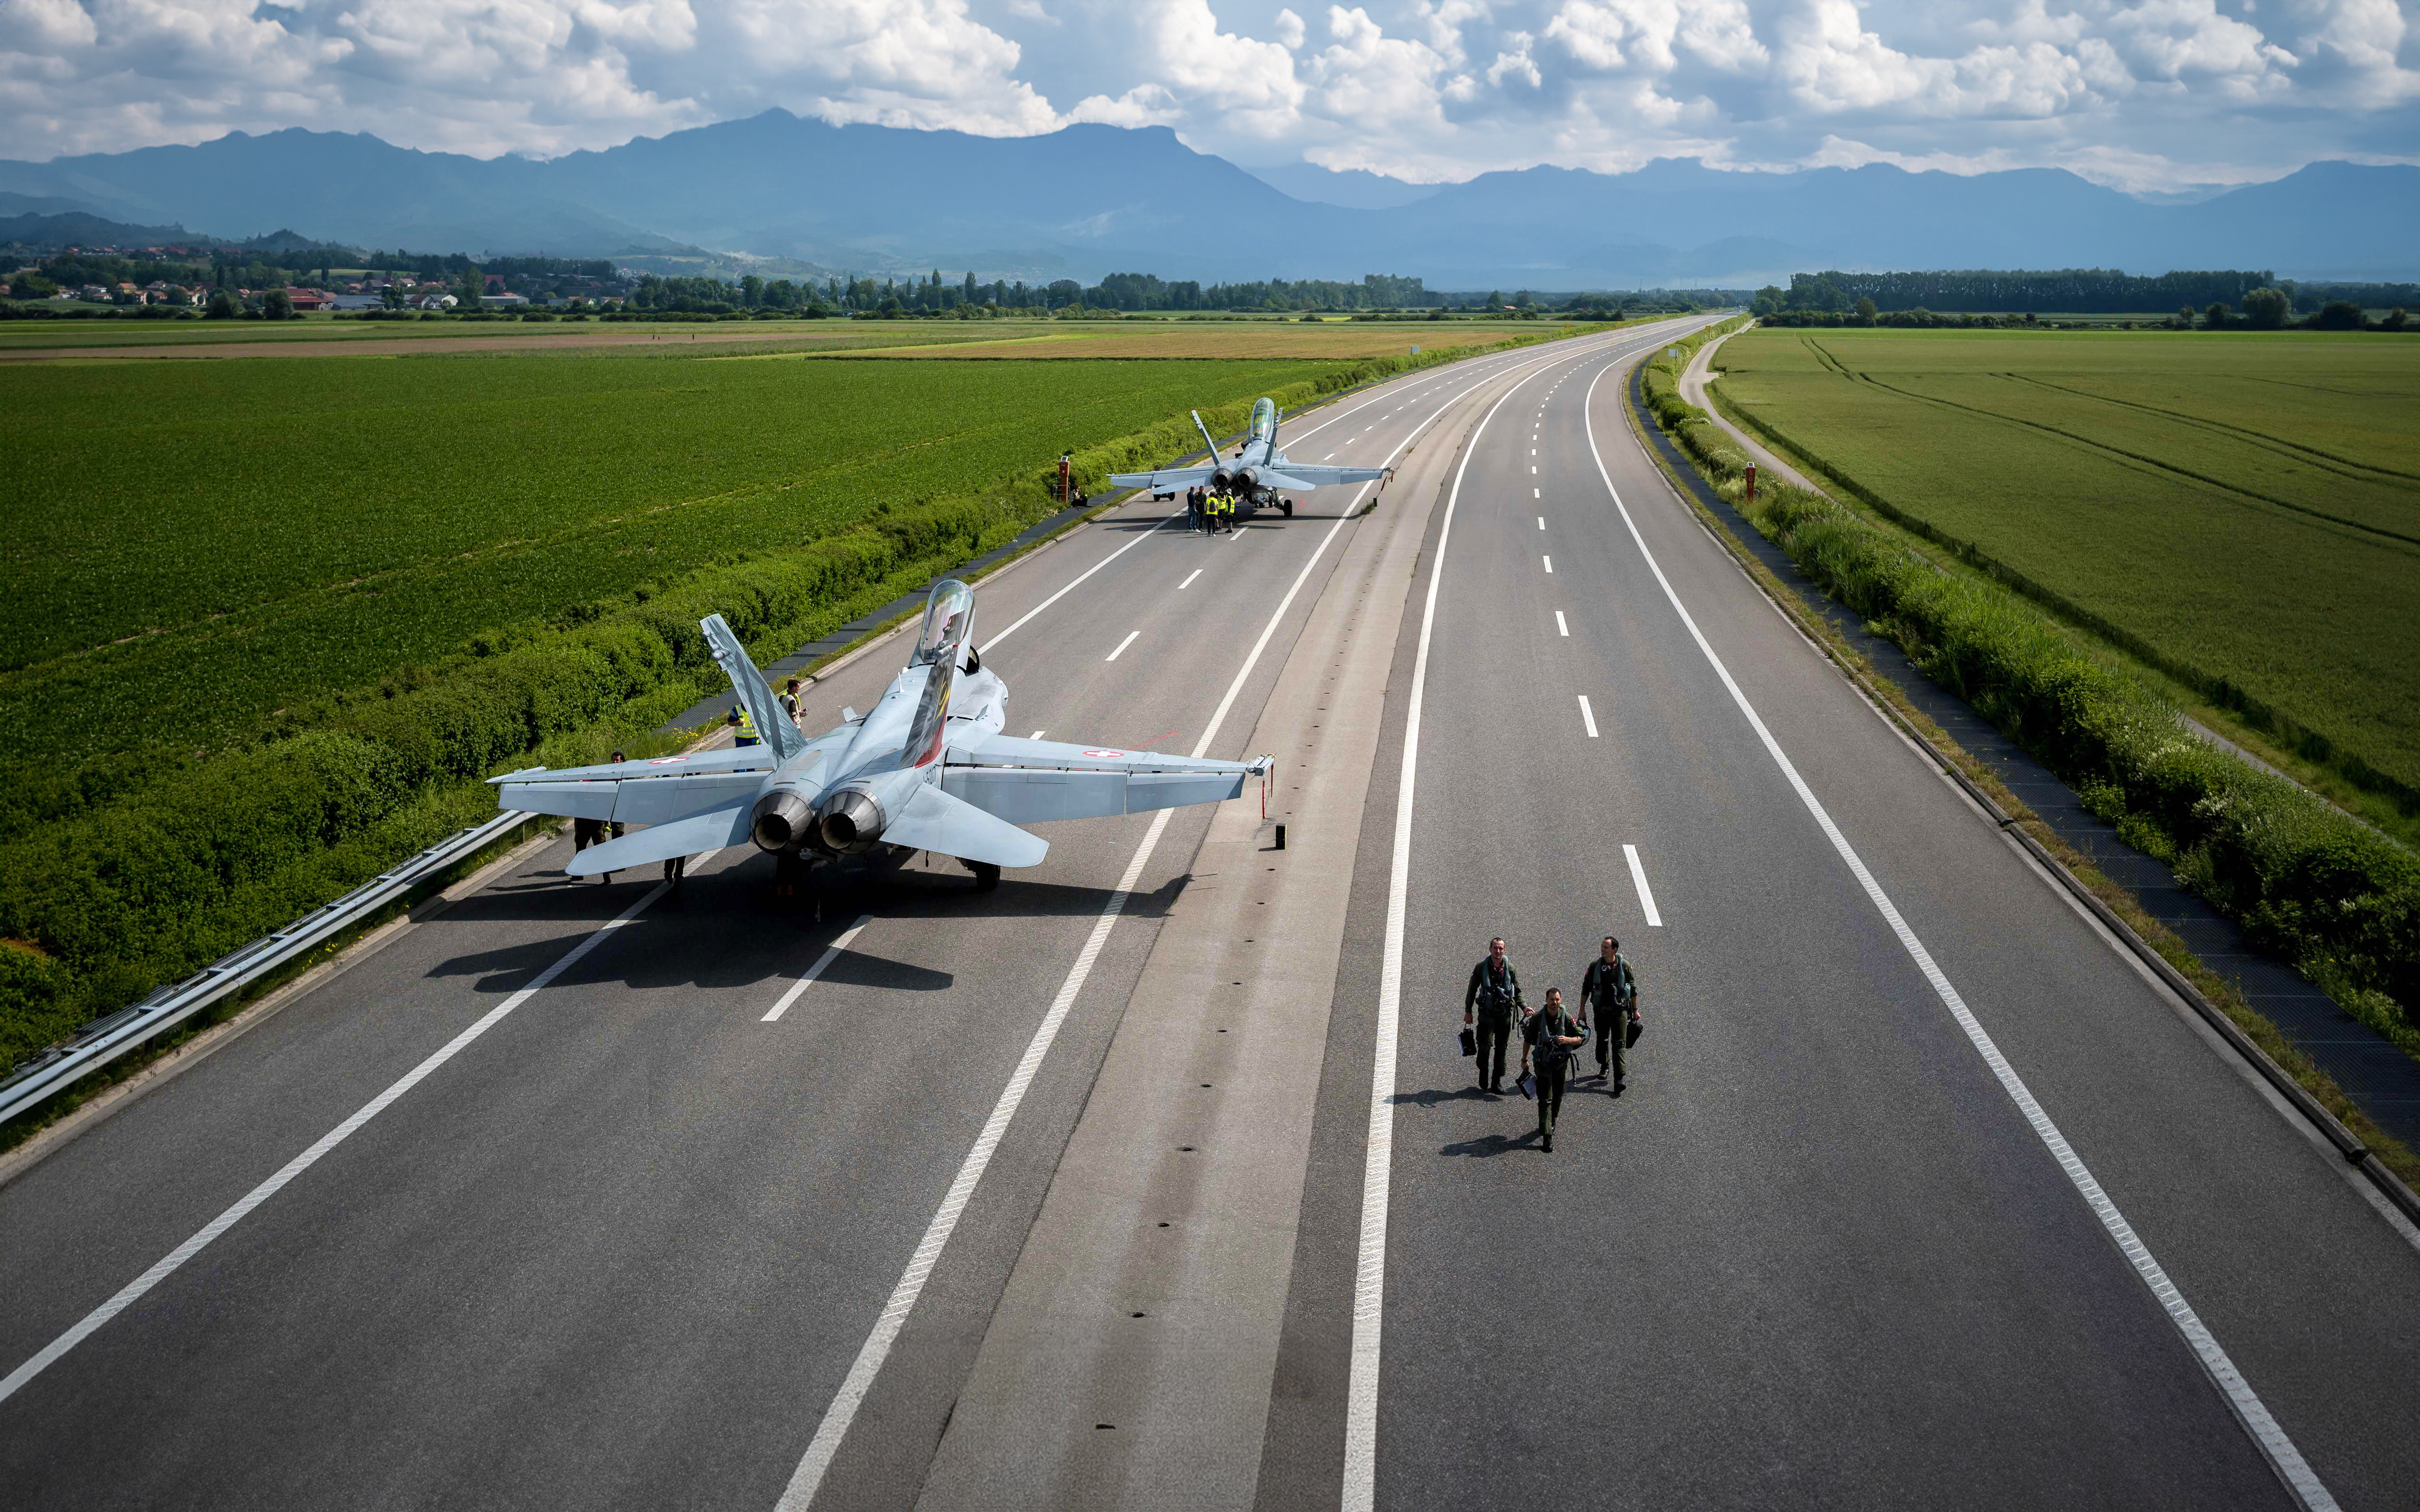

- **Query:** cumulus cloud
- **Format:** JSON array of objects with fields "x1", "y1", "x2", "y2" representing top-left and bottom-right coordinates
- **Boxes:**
[{"x1": 0, "y1": 0, "x2": 2412, "y2": 191}]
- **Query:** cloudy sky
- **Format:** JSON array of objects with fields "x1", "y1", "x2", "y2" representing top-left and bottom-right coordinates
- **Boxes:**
[{"x1": 1, "y1": 0, "x2": 2413, "y2": 192}]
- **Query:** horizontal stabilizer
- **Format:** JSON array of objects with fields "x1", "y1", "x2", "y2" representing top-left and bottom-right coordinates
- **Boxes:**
[
  {"x1": 565, "y1": 804, "x2": 752, "y2": 876},
  {"x1": 884, "y1": 783, "x2": 1049, "y2": 869},
  {"x1": 1108, "y1": 465, "x2": 1215, "y2": 490}
]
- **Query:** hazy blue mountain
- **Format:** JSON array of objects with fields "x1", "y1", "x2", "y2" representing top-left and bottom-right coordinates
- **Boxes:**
[
  {"x1": 1245, "y1": 162, "x2": 1442, "y2": 210},
  {"x1": 0, "y1": 199, "x2": 216, "y2": 249},
  {"x1": 2, "y1": 112, "x2": 2412, "y2": 284}
]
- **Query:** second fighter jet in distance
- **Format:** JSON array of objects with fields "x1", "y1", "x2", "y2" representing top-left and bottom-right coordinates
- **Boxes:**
[
  {"x1": 490, "y1": 579, "x2": 1270, "y2": 892},
  {"x1": 1110, "y1": 396, "x2": 1388, "y2": 518}
]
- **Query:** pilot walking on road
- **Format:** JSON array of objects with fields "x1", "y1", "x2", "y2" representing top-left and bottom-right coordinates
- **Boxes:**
[
  {"x1": 1188, "y1": 486, "x2": 1207, "y2": 535},
  {"x1": 1525, "y1": 987, "x2": 1587, "y2": 1152},
  {"x1": 1581, "y1": 935, "x2": 1641, "y2": 1092},
  {"x1": 1464, "y1": 936, "x2": 1523, "y2": 1094}
]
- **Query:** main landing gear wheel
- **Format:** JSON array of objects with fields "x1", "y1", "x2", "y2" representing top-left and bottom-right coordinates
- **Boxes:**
[
  {"x1": 1280, "y1": 497, "x2": 1294, "y2": 517},
  {"x1": 968, "y1": 861, "x2": 1002, "y2": 893}
]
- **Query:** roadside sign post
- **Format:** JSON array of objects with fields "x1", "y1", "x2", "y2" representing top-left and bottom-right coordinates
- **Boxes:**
[
  {"x1": 1059, "y1": 452, "x2": 1071, "y2": 506},
  {"x1": 1745, "y1": 461, "x2": 1757, "y2": 502}
]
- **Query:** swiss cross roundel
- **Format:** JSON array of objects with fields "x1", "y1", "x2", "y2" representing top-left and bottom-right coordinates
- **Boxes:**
[{"x1": 1083, "y1": 749, "x2": 1124, "y2": 758}]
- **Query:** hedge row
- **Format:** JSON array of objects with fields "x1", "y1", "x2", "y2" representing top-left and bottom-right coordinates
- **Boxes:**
[
  {"x1": 0, "y1": 326, "x2": 1582, "y2": 1073},
  {"x1": 1637, "y1": 326, "x2": 2420, "y2": 1038}
]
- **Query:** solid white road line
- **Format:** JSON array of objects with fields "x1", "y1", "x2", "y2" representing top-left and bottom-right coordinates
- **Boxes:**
[
  {"x1": 775, "y1": 450, "x2": 1378, "y2": 1512},
  {"x1": 1179, "y1": 569, "x2": 1203, "y2": 590},
  {"x1": 0, "y1": 878, "x2": 673, "y2": 1408},
  {"x1": 763, "y1": 916, "x2": 874, "y2": 1022},
  {"x1": 1622, "y1": 844, "x2": 1661, "y2": 926},
  {"x1": 982, "y1": 513, "x2": 1176, "y2": 653},
  {"x1": 1542, "y1": 555, "x2": 1553, "y2": 574},
  {"x1": 1339, "y1": 331, "x2": 1646, "y2": 1512},
  {"x1": 1577, "y1": 695, "x2": 1599, "y2": 738},
  {"x1": 786, "y1": 322, "x2": 1684, "y2": 1512},
  {"x1": 1106, "y1": 630, "x2": 1141, "y2": 662},
  {"x1": 1575, "y1": 359, "x2": 2338, "y2": 1512},
  {"x1": 1556, "y1": 611, "x2": 1569, "y2": 637}
]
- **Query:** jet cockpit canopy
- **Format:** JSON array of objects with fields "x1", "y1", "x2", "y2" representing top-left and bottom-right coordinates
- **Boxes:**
[
  {"x1": 912, "y1": 578, "x2": 977, "y2": 668},
  {"x1": 1248, "y1": 396, "x2": 1279, "y2": 445}
]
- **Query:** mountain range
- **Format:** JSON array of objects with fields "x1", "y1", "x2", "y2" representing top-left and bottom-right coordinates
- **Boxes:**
[{"x1": 4, "y1": 111, "x2": 2413, "y2": 285}]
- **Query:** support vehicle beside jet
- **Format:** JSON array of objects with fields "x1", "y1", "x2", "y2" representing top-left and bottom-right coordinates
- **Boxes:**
[
  {"x1": 490, "y1": 580, "x2": 1270, "y2": 891},
  {"x1": 1110, "y1": 396, "x2": 1388, "y2": 518}
]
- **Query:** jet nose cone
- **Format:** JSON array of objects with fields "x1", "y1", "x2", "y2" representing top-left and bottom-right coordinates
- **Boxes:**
[
  {"x1": 817, "y1": 788, "x2": 886, "y2": 854},
  {"x1": 750, "y1": 790, "x2": 813, "y2": 852}
]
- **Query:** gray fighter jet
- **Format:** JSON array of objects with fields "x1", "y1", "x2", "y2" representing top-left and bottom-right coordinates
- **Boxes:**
[
  {"x1": 1109, "y1": 396, "x2": 1388, "y2": 518},
  {"x1": 490, "y1": 579, "x2": 1269, "y2": 891}
]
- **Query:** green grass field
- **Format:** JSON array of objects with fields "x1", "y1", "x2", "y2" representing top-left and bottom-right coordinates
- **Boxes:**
[
  {"x1": 0, "y1": 352, "x2": 1337, "y2": 811},
  {"x1": 1711, "y1": 327, "x2": 2420, "y2": 800}
]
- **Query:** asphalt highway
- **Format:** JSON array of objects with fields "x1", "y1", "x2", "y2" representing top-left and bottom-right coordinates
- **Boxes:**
[
  {"x1": 0, "y1": 322, "x2": 1696, "y2": 1509},
  {"x1": 1251, "y1": 331, "x2": 2420, "y2": 1510}
]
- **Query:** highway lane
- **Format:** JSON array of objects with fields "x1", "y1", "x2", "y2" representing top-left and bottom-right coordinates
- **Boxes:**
[
  {"x1": 0, "y1": 320, "x2": 1680, "y2": 1508},
  {"x1": 1256, "y1": 329, "x2": 2420, "y2": 1508}
]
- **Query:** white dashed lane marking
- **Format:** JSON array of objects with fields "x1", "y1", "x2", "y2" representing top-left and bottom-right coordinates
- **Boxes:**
[
  {"x1": 1623, "y1": 845, "x2": 1662, "y2": 927},
  {"x1": 1577, "y1": 695, "x2": 1599, "y2": 738},
  {"x1": 1106, "y1": 630, "x2": 1141, "y2": 662}
]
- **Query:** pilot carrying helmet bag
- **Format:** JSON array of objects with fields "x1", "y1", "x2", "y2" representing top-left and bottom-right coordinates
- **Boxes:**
[{"x1": 1459, "y1": 1025, "x2": 1477, "y2": 1057}]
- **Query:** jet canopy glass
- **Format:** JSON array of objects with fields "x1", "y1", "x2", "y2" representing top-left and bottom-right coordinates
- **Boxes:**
[
  {"x1": 911, "y1": 579, "x2": 977, "y2": 666},
  {"x1": 1248, "y1": 397, "x2": 1278, "y2": 444}
]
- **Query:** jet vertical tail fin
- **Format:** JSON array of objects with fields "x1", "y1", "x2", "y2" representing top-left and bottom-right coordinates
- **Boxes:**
[
  {"x1": 1192, "y1": 409, "x2": 1222, "y2": 464},
  {"x1": 701, "y1": 613, "x2": 804, "y2": 762}
]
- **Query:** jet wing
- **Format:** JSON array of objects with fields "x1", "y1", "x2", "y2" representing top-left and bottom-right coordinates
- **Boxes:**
[
  {"x1": 1108, "y1": 465, "x2": 1216, "y2": 491},
  {"x1": 1259, "y1": 463, "x2": 1387, "y2": 487},
  {"x1": 489, "y1": 747, "x2": 777, "y2": 788},
  {"x1": 941, "y1": 735, "x2": 1267, "y2": 825}
]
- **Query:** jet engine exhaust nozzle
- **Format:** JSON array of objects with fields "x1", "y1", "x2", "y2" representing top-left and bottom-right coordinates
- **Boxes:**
[
  {"x1": 750, "y1": 790, "x2": 814, "y2": 853},
  {"x1": 817, "y1": 788, "x2": 887, "y2": 854}
]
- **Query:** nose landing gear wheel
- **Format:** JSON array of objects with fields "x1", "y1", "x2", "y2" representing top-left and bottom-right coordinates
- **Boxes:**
[{"x1": 968, "y1": 861, "x2": 1002, "y2": 893}]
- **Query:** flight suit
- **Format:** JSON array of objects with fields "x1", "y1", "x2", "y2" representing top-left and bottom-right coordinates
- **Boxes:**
[
  {"x1": 1582, "y1": 954, "x2": 1637, "y2": 1084},
  {"x1": 1465, "y1": 956, "x2": 1523, "y2": 1091}
]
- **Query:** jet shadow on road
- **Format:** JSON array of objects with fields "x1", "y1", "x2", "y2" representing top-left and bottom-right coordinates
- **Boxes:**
[{"x1": 424, "y1": 865, "x2": 1189, "y2": 997}]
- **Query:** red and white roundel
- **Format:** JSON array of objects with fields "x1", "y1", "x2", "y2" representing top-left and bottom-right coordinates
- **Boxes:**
[
  {"x1": 647, "y1": 756, "x2": 690, "y2": 765},
  {"x1": 1083, "y1": 748, "x2": 1124, "y2": 758}
]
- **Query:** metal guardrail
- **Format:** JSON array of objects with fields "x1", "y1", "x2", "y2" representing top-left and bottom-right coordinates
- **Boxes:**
[{"x1": 0, "y1": 809, "x2": 539, "y2": 1127}]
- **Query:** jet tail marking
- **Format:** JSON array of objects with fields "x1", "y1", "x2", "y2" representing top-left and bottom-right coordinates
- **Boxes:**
[
  {"x1": 1192, "y1": 409, "x2": 1222, "y2": 465},
  {"x1": 701, "y1": 613, "x2": 804, "y2": 763}
]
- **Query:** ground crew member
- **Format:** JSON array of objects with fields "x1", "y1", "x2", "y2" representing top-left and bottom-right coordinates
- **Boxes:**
[
  {"x1": 1524, "y1": 987, "x2": 1586, "y2": 1151},
  {"x1": 1580, "y1": 935, "x2": 1640, "y2": 1092},
  {"x1": 1463, "y1": 936, "x2": 1523, "y2": 1093},
  {"x1": 1188, "y1": 486, "x2": 1206, "y2": 534},
  {"x1": 728, "y1": 703, "x2": 760, "y2": 747},
  {"x1": 779, "y1": 678, "x2": 803, "y2": 730}
]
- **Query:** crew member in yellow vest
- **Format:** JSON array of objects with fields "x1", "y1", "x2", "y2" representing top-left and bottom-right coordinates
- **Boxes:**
[{"x1": 729, "y1": 704, "x2": 760, "y2": 747}]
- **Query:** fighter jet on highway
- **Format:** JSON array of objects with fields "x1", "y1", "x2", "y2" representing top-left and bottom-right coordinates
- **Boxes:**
[
  {"x1": 1109, "y1": 396, "x2": 1388, "y2": 518},
  {"x1": 490, "y1": 580, "x2": 1269, "y2": 891}
]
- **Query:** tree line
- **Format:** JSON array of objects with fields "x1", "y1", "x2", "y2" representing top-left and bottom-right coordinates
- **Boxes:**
[{"x1": 1753, "y1": 268, "x2": 2420, "y2": 318}]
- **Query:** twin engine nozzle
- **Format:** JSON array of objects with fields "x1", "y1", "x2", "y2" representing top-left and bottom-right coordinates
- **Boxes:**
[{"x1": 750, "y1": 785, "x2": 885, "y2": 856}]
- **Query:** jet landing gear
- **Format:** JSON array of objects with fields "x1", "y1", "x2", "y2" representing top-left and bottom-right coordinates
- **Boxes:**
[
  {"x1": 966, "y1": 861, "x2": 1002, "y2": 893},
  {"x1": 1280, "y1": 496, "x2": 1294, "y2": 518}
]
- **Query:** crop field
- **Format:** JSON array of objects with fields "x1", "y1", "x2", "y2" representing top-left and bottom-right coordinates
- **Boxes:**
[
  {"x1": 0, "y1": 351, "x2": 1338, "y2": 807},
  {"x1": 812, "y1": 319, "x2": 1569, "y2": 360},
  {"x1": 1711, "y1": 327, "x2": 2420, "y2": 797}
]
